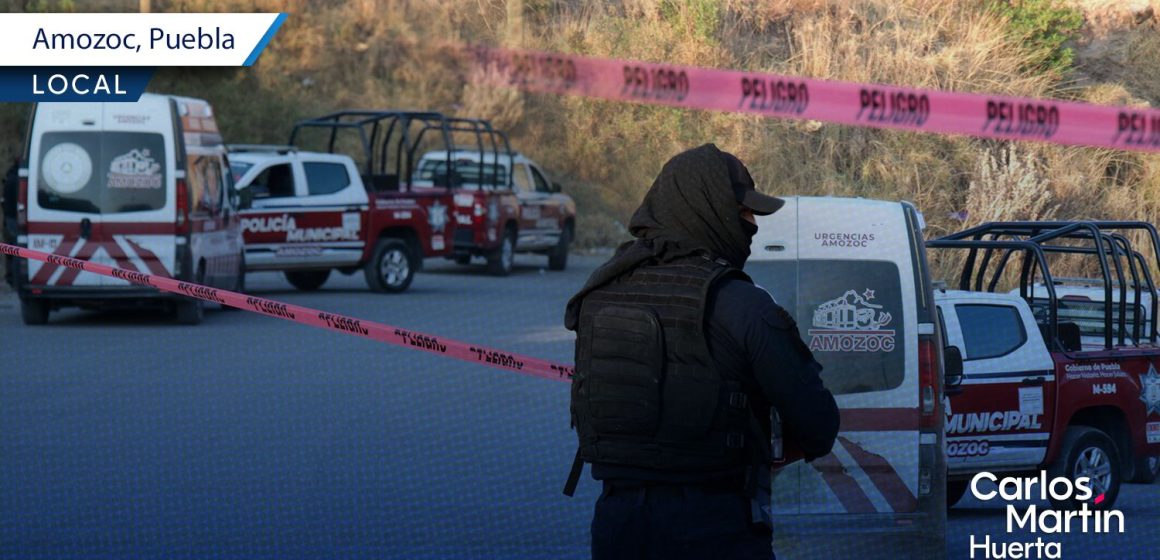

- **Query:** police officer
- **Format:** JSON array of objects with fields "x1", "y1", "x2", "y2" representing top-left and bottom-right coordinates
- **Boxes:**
[{"x1": 563, "y1": 144, "x2": 839, "y2": 559}]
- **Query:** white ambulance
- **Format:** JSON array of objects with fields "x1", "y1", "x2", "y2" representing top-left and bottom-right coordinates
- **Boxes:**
[
  {"x1": 749, "y1": 197, "x2": 952, "y2": 559},
  {"x1": 13, "y1": 94, "x2": 244, "y2": 325}
]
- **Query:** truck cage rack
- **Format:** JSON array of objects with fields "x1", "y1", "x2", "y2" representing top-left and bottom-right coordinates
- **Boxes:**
[
  {"x1": 927, "y1": 221, "x2": 1160, "y2": 352},
  {"x1": 226, "y1": 144, "x2": 298, "y2": 154},
  {"x1": 287, "y1": 110, "x2": 512, "y2": 193}
]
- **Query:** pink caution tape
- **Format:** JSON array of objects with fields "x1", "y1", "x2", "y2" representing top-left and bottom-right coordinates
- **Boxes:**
[
  {"x1": 0, "y1": 243, "x2": 575, "y2": 382},
  {"x1": 462, "y1": 44, "x2": 1160, "y2": 153}
]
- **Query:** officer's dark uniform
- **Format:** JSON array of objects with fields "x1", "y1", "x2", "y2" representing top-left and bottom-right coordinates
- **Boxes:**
[{"x1": 564, "y1": 144, "x2": 839, "y2": 560}]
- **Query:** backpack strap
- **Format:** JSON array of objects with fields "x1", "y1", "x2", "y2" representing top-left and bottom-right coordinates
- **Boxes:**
[{"x1": 563, "y1": 448, "x2": 584, "y2": 497}]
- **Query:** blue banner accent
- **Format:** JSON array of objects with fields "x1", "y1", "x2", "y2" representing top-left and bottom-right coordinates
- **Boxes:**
[
  {"x1": 243, "y1": 13, "x2": 287, "y2": 67},
  {"x1": 0, "y1": 67, "x2": 154, "y2": 102}
]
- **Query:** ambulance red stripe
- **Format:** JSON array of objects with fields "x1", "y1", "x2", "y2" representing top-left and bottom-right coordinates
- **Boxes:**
[
  {"x1": 808, "y1": 453, "x2": 878, "y2": 513},
  {"x1": 29, "y1": 236, "x2": 81, "y2": 285},
  {"x1": 28, "y1": 221, "x2": 175, "y2": 235},
  {"x1": 838, "y1": 436, "x2": 918, "y2": 513},
  {"x1": 839, "y1": 408, "x2": 921, "y2": 432}
]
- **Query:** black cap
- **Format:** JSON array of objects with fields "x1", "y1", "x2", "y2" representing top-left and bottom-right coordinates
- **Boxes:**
[{"x1": 722, "y1": 151, "x2": 784, "y2": 216}]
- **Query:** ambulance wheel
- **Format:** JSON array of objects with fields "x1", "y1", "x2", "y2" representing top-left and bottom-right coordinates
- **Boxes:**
[
  {"x1": 487, "y1": 229, "x2": 515, "y2": 276},
  {"x1": 1047, "y1": 426, "x2": 1120, "y2": 510},
  {"x1": 1128, "y1": 455, "x2": 1160, "y2": 484},
  {"x1": 548, "y1": 224, "x2": 571, "y2": 271},
  {"x1": 285, "y1": 270, "x2": 330, "y2": 291},
  {"x1": 20, "y1": 298, "x2": 49, "y2": 325},
  {"x1": 221, "y1": 253, "x2": 245, "y2": 311},
  {"x1": 175, "y1": 297, "x2": 204, "y2": 325},
  {"x1": 366, "y1": 239, "x2": 414, "y2": 293},
  {"x1": 947, "y1": 480, "x2": 969, "y2": 510}
]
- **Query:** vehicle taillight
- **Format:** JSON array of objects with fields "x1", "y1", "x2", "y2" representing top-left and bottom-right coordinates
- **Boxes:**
[
  {"x1": 918, "y1": 336, "x2": 939, "y2": 427},
  {"x1": 16, "y1": 177, "x2": 27, "y2": 227},
  {"x1": 175, "y1": 177, "x2": 190, "y2": 235}
]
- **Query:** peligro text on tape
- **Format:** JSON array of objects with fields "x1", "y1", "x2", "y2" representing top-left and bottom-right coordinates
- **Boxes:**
[
  {"x1": 0, "y1": 243, "x2": 575, "y2": 382},
  {"x1": 460, "y1": 43, "x2": 1160, "y2": 153}
]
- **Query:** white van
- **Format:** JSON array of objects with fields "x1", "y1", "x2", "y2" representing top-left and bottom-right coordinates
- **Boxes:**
[
  {"x1": 749, "y1": 197, "x2": 951, "y2": 559},
  {"x1": 13, "y1": 94, "x2": 244, "y2": 325}
]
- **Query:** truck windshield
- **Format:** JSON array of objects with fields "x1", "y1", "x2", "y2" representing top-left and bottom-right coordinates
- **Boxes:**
[
  {"x1": 36, "y1": 131, "x2": 167, "y2": 215},
  {"x1": 230, "y1": 161, "x2": 253, "y2": 184},
  {"x1": 416, "y1": 159, "x2": 507, "y2": 190}
]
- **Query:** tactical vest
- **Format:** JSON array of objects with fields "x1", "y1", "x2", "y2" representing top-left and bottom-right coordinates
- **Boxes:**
[{"x1": 564, "y1": 254, "x2": 759, "y2": 495}]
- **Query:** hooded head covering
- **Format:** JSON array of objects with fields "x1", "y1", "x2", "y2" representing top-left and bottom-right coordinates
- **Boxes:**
[{"x1": 565, "y1": 144, "x2": 766, "y2": 330}]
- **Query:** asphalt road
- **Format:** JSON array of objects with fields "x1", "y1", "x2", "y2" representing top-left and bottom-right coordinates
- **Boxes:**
[{"x1": 2, "y1": 254, "x2": 1159, "y2": 559}]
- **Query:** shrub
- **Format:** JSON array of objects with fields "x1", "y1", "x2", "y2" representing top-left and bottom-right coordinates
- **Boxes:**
[{"x1": 989, "y1": 0, "x2": 1084, "y2": 76}]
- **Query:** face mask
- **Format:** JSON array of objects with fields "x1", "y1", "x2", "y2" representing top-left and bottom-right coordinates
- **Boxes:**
[{"x1": 741, "y1": 218, "x2": 758, "y2": 241}]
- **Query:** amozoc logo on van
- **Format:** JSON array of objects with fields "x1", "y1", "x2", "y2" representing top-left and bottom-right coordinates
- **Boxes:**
[
  {"x1": 808, "y1": 289, "x2": 896, "y2": 353},
  {"x1": 107, "y1": 149, "x2": 162, "y2": 189}
]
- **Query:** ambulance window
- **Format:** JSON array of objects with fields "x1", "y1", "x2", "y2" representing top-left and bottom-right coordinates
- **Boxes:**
[
  {"x1": 187, "y1": 155, "x2": 224, "y2": 214},
  {"x1": 250, "y1": 163, "x2": 295, "y2": 199},
  {"x1": 304, "y1": 162, "x2": 351, "y2": 196},
  {"x1": 37, "y1": 131, "x2": 167, "y2": 214},
  {"x1": 747, "y1": 259, "x2": 905, "y2": 395},
  {"x1": 956, "y1": 304, "x2": 1026, "y2": 360}
]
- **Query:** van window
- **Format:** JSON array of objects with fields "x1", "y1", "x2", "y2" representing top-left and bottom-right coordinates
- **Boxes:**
[
  {"x1": 747, "y1": 259, "x2": 906, "y2": 395},
  {"x1": 187, "y1": 155, "x2": 224, "y2": 214},
  {"x1": 956, "y1": 304, "x2": 1025, "y2": 360},
  {"x1": 304, "y1": 162, "x2": 351, "y2": 196},
  {"x1": 250, "y1": 163, "x2": 295, "y2": 199},
  {"x1": 37, "y1": 131, "x2": 167, "y2": 214}
]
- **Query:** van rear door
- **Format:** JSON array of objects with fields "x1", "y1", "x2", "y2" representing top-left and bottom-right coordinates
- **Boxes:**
[
  {"x1": 749, "y1": 197, "x2": 943, "y2": 559},
  {"x1": 26, "y1": 98, "x2": 175, "y2": 288}
]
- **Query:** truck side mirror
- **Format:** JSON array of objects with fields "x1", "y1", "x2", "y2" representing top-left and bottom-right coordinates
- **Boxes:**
[
  {"x1": 237, "y1": 187, "x2": 254, "y2": 210},
  {"x1": 944, "y1": 345, "x2": 964, "y2": 393},
  {"x1": 551, "y1": 181, "x2": 562, "y2": 194}
]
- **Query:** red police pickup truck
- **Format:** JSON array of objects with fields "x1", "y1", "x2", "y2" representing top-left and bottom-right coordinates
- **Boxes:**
[
  {"x1": 229, "y1": 143, "x2": 452, "y2": 293},
  {"x1": 928, "y1": 221, "x2": 1160, "y2": 510},
  {"x1": 413, "y1": 148, "x2": 575, "y2": 275},
  {"x1": 409, "y1": 118, "x2": 576, "y2": 275}
]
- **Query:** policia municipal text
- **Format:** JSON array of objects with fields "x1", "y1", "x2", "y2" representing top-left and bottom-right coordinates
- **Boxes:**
[{"x1": 564, "y1": 144, "x2": 840, "y2": 559}]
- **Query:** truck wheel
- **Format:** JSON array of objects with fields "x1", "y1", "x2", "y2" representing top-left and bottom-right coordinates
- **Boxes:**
[
  {"x1": 548, "y1": 225, "x2": 572, "y2": 271},
  {"x1": 176, "y1": 265, "x2": 206, "y2": 325},
  {"x1": 175, "y1": 297, "x2": 204, "y2": 325},
  {"x1": 20, "y1": 298, "x2": 49, "y2": 325},
  {"x1": 221, "y1": 253, "x2": 245, "y2": 311},
  {"x1": 487, "y1": 229, "x2": 515, "y2": 276},
  {"x1": 285, "y1": 270, "x2": 331, "y2": 291},
  {"x1": 1128, "y1": 455, "x2": 1160, "y2": 484},
  {"x1": 947, "y1": 480, "x2": 969, "y2": 510},
  {"x1": 365, "y1": 239, "x2": 414, "y2": 293},
  {"x1": 1047, "y1": 426, "x2": 1121, "y2": 510}
]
